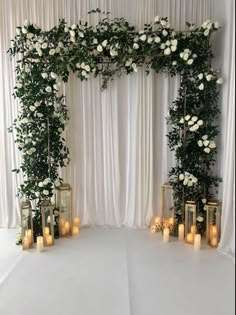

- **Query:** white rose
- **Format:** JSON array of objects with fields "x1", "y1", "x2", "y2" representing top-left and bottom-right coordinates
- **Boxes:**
[
  {"x1": 154, "y1": 36, "x2": 161, "y2": 43},
  {"x1": 154, "y1": 16, "x2": 160, "y2": 23},
  {"x1": 81, "y1": 62, "x2": 85, "y2": 69},
  {"x1": 183, "y1": 179, "x2": 188, "y2": 186},
  {"x1": 42, "y1": 42, "x2": 48, "y2": 49},
  {"x1": 202, "y1": 198, "x2": 207, "y2": 204},
  {"x1": 162, "y1": 30, "x2": 168, "y2": 37},
  {"x1": 192, "y1": 116, "x2": 198, "y2": 122},
  {"x1": 202, "y1": 135, "x2": 208, "y2": 140},
  {"x1": 79, "y1": 31, "x2": 84, "y2": 38},
  {"x1": 202, "y1": 21, "x2": 208, "y2": 29},
  {"x1": 209, "y1": 141, "x2": 216, "y2": 149},
  {"x1": 102, "y1": 40, "x2": 108, "y2": 47},
  {"x1": 55, "y1": 47, "x2": 60, "y2": 53},
  {"x1": 203, "y1": 140, "x2": 210, "y2": 146},
  {"x1": 26, "y1": 33, "x2": 33, "y2": 39},
  {"x1": 183, "y1": 53, "x2": 189, "y2": 61},
  {"x1": 110, "y1": 49, "x2": 118, "y2": 57},
  {"x1": 97, "y1": 45, "x2": 103, "y2": 52},
  {"x1": 172, "y1": 61, "x2": 177, "y2": 66},
  {"x1": 148, "y1": 37, "x2": 153, "y2": 44},
  {"x1": 16, "y1": 28, "x2": 21, "y2": 35},
  {"x1": 70, "y1": 30, "x2": 75, "y2": 37},
  {"x1": 132, "y1": 63, "x2": 138, "y2": 72},
  {"x1": 207, "y1": 22, "x2": 213, "y2": 30},
  {"x1": 197, "y1": 120, "x2": 203, "y2": 126},
  {"x1": 217, "y1": 78, "x2": 223, "y2": 84},
  {"x1": 179, "y1": 118, "x2": 185, "y2": 124},
  {"x1": 37, "y1": 113, "x2": 43, "y2": 118},
  {"x1": 188, "y1": 182, "x2": 193, "y2": 187},
  {"x1": 185, "y1": 115, "x2": 191, "y2": 121},
  {"x1": 29, "y1": 106, "x2": 35, "y2": 111},
  {"x1": 164, "y1": 47, "x2": 171, "y2": 55},
  {"x1": 204, "y1": 29, "x2": 210, "y2": 36},
  {"x1": 93, "y1": 38, "x2": 98, "y2": 44},
  {"x1": 50, "y1": 72, "x2": 58, "y2": 79},
  {"x1": 188, "y1": 120, "x2": 194, "y2": 126},
  {"x1": 82, "y1": 70, "x2": 87, "y2": 76},
  {"x1": 125, "y1": 58, "x2": 133, "y2": 67},
  {"x1": 35, "y1": 192, "x2": 40, "y2": 198},
  {"x1": 85, "y1": 65, "x2": 90, "y2": 72},
  {"x1": 64, "y1": 27, "x2": 69, "y2": 32},
  {"x1": 49, "y1": 49, "x2": 55, "y2": 55},
  {"x1": 171, "y1": 39, "x2": 178, "y2": 46},
  {"x1": 38, "y1": 182, "x2": 44, "y2": 187},
  {"x1": 140, "y1": 34, "x2": 147, "y2": 41},
  {"x1": 26, "y1": 150, "x2": 32, "y2": 155},
  {"x1": 43, "y1": 190, "x2": 49, "y2": 195},
  {"x1": 42, "y1": 73, "x2": 48, "y2": 79},
  {"x1": 204, "y1": 147, "x2": 211, "y2": 153},
  {"x1": 160, "y1": 43, "x2": 166, "y2": 50},
  {"x1": 214, "y1": 21, "x2": 220, "y2": 29},
  {"x1": 179, "y1": 174, "x2": 184, "y2": 180},
  {"x1": 193, "y1": 124, "x2": 199, "y2": 131},
  {"x1": 71, "y1": 24, "x2": 77, "y2": 29},
  {"x1": 199, "y1": 83, "x2": 204, "y2": 90},
  {"x1": 165, "y1": 41, "x2": 170, "y2": 46},
  {"x1": 180, "y1": 52, "x2": 184, "y2": 58},
  {"x1": 192, "y1": 177, "x2": 198, "y2": 183},
  {"x1": 58, "y1": 128, "x2": 63, "y2": 132},
  {"x1": 45, "y1": 86, "x2": 52, "y2": 93},
  {"x1": 198, "y1": 140, "x2": 203, "y2": 147},
  {"x1": 22, "y1": 27, "x2": 27, "y2": 34},
  {"x1": 206, "y1": 74, "x2": 213, "y2": 81},
  {"x1": 76, "y1": 63, "x2": 81, "y2": 68},
  {"x1": 187, "y1": 59, "x2": 194, "y2": 65},
  {"x1": 171, "y1": 45, "x2": 177, "y2": 52},
  {"x1": 53, "y1": 83, "x2": 60, "y2": 90},
  {"x1": 16, "y1": 82, "x2": 22, "y2": 88},
  {"x1": 70, "y1": 37, "x2": 75, "y2": 43},
  {"x1": 160, "y1": 20, "x2": 167, "y2": 26},
  {"x1": 37, "y1": 49, "x2": 42, "y2": 56},
  {"x1": 197, "y1": 216, "x2": 204, "y2": 222},
  {"x1": 43, "y1": 178, "x2": 50, "y2": 185}
]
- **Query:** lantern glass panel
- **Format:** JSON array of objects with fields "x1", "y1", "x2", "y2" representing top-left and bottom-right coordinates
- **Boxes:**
[
  {"x1": 161, "y1": 182, "x2": 174, "y2": 221},
  {"x1": 206, "y1": 201, "x2": 221, "y2": 247},
  {"x1": 57, "y1": 183, "x2": 72, "y2": 237},
  {"x1": 20, "y1": 201, "x2": 33, "y2": 249},
  {"x1": 185, "y1": 201, "x2": 197, "y2": 243},
  {"x1": 41, "y1": 201, "x2": 55, "y2": 246}
]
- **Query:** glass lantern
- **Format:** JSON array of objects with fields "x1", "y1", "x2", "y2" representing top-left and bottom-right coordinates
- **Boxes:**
[
  {"x1": 161, "y1": 182, "x2": 175, "y2": 234},
  {"x1": 20, "y1": 200, "x2": 33, "y2": 250},
  {"x1": 56, "y1": 183, "x2": 72, "y2": 237},
  {"x1": 185, "y1": 201, "x2": 197, "y2": 244},
  {"x1": 41, "y1": 200, "x2": 55, "y2": 246},
  {"x1": 206, "y1": 200, "x2": 221, "y2": 248}
]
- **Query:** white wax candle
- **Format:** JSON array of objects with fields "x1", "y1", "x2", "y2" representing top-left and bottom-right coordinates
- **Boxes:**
[
  {"x1": 168, "y1": 217, "x2": 174, "y2": 226},
  {"x1": 211, "y1": 237, "x2": 218, "y2": 247},
  {"x1": 178, "y1": 224, "x2": 185, "y2": 241},
  {"x1": 191, "y1": 225, "x2": 197, "y2": 235},
  {"x1": 163, "y1": 228, "x2": 170, "y2": 243},
  {"x1": 211, "y1": 225, "x2": 218, "y2": 237},
  {"x1": 186, "y1": 233, "x2": 194, "y2": 244},
  {"x1": 44, "y1": 227, "x2": 50, "y2": 236},
  {"x1": 37, "y1": 236, "x2": 44, "y2": 252},
  {"x1": 25, "y1": 229, "x2": 33, "y2": 244},
  {"x1": 72, "y1": 226, "x2": 79, "y2": 236},
  {"x1": 150, "y1": 225, "x2": 156, "y2": 234},
  {"x1": 73, "y1": 217, "x2": 80, "y2": 226},
  {"x1": 46, "y1": 235, "x2": 53, "y2": 246},
  {"x1": 64, "y1": 221, "x2": 70, "y2": 234},
  {"x1": 23, "y1": 236, "x2": 30, "y2": 250},
  {"x1": 194, "y1": 234, "x2": 201, "y2": 251}
]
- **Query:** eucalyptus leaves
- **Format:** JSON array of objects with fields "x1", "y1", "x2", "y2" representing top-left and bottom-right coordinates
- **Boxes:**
[{"x1": 9, "y1": 11, "x2": 222, "y2": 233}]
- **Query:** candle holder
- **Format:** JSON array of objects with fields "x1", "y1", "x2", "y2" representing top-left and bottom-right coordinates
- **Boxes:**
[
  {"x1": 41, "y1": 200, "x2": 55, "y2": 246},
  {"x1": 161, "y1": 182, "x2": 176, "y2": 235},
  {"x1": 206, "y1": 200, "x2": 221, "y2": 248},
  {"x1": 20, "y1": 200, "x2": 33, "y2": 250},
  {"x1": 185, "y1": 201, "x2": 197, "y2": 244},
  {"x1": 56, "y1": 183, "x2": 72, "y2": 237}
]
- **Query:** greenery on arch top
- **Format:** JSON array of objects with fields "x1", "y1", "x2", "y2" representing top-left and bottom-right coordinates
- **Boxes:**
[{"x1": 8, "y1": 10, "x2": 223, "y2": 234}]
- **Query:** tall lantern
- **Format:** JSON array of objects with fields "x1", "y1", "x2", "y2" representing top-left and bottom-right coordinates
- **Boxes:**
[
  {"x1": 20, "y1": 200, "x2": 33, "y2": 250},
  {"x1": 206, "y1": 200, "x2": 221, "y2": 248},
  {"x1": 57, "y1": 183, "x2": 72, "y2": 237},
  {"x1": 41, "y1": 200, "x2": 55, "y2": 246},
  {"x1": 161, "y1": 182, "x2": 175, "y2": 234},
  {"x1": 185, "y1": 201, "x2": 197, "y2": 244}
]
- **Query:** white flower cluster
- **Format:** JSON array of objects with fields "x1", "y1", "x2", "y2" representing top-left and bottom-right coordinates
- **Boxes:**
[
  {"x1": 197, "y1": 216, "x2": 204, "y2": 222},
  {"x1": 179, "y1": 172, "x2": 198, "y2": 187},
  {"x1": 201, "y1": 20, "x2": 220, "y2": 36},
  {"x1": 198, "y1": 72, "x2": 224, "y2": 90},
  {"x1": 160, "y1": 39, "x2": 178, "y2": 55},
  {"x1": 197, "y1": 135, "x2": 216, "y2": 153},
  {"x1": 76, "y1": 62, "x2": 91, "y2": 78},
  {"x1": 179, "y1": 115, "x2": 203, "y2": 131},
  {"x1": 179, "y1": 49, "x2": 196, "y2": 65},
  {"x1": 154, "y1": 16, "x2": 171, "y2": 29}
]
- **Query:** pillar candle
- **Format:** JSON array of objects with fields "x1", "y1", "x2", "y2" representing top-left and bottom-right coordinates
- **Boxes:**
[
  {"x1": 211, "y1": 237, "x2": 218, "y2": 247},
  {"x1": 23, "y1": 236, "x2": 30, "y2": 250},
  {"x1": 150, "y1": 225, "x2": 156, "y2": 234},
  {"x1": 194, "y1": 234, "x2": 201, "y2": 251},
  {"x1": 25, "y1": 229, "x2": 32, "y2": 244},
  {"x1": 46, "y1": 235, "x2": 53, "y2": 246},
  {"x1": 178, "y1": 224, "x2": 185, "y2": 241},
  {"x1": 64, "y1": 221, "x2": 70, "y2": 234},
  {"x1": 37, "y1": 236, "x2": 44, "y2": 252},
  {"x1": 168, "y1": 217, "x2": 174, "y2": 226},
  {"x1": 73, "y1": 217, "x2": 80, "y2": 226},
  {"x1": 163, "y1": 228, "x2": 170, "y2": 243},
  {"x1": 191, "y1": 225, "x2": 197, "y2": 235},
  {"x1": 44, "y1": 227, "x2": 50, "y2": 236},
  {"x1": 211, "y1": 225, "x2": 218, "y2": 237},
  {"x1": 186, "y1": 233, "x2": 194, "y2": 244},
  {"x1": 60, "y1": 218, "x2": 65, "y2": 227},
  {"x1": 72, "y1": 226, "x2": 79, "y2": 236}
]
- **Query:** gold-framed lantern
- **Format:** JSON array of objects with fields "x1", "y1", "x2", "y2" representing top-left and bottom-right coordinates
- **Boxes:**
[
  {"x1": 41, "y1": 200, "x2": 55, "y2": 246},
  {"x1": 185, "y1": 201, "x2": 197, "y2": 244},
  {"x1": 56, "y1": 183, "x2": 72, "y2": 237},
  {"x1": 161, "y1": 182, "x2": 175, "y2": 234},
  {"x1": 206, "y1": 200, "x2": 221, "y2": 248},
  {"x1": 20, "y1": 200, "x2": 33, "y2": 250}
]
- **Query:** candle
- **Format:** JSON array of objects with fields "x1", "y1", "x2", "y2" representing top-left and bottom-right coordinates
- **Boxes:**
[
  {"x1": 73, "y1": 217, "x2": 80, "y2": 226},
  {"x1": 178, "y1": 224, "x2": 185, "y2": 241},
  {"x1": 163, "y1": 228, "x2": 170, "y2": 243},
  {"x1": 194, "y1": 234, "x2": 201, "y2": 250},
  {"x1": 211, "y1": 237, "x2": 218, "y2": 247},
  {"x1": 168, "y1": 217, "x2": 174, "y2": 226},
  {"x1": 191, "y1": 225, "x2": 197, "y2": 235},
  {"x1": 163, "y1": 220, "x2": 169, "y2": 228},
  {"x1": 44, "y1": 227, "x2": 50, "y2": 236},
  {"x1": 37, "y1": 236, "x2": 44, "y2": 252},
  {"x1": 61, "y1": 227, "x2": 67, "y2": 236},
  {"x1": 64, "y1": 221, "x2": 70, "y2": 234},
  {"x1": 72, "y1": 226, "x2": 79, "y2": 236},
  {"x1": 186, "y1": 233, "x2": 194, "y2": 244},
  {"x1": 46, "y1": 235, "x2": 53, "y2": 246},
  {"x1": 154, "y1": 217, "x2": 161, "y2": 225},
  {"x1": 60, "y1": 218, "x2": 65, "y2": 227},
  {"x1": 150, "y1": 225, "x2": 156, "y2": 234},
  {"x1": 25, "y1": 229, "x2": 32, "y2": 244},
  {"x1": 23, "y1": 236, "x2": 30, "y2": 250},
  {"x1": 211, "y1": 225, "x2": 218, "y2": 237}
]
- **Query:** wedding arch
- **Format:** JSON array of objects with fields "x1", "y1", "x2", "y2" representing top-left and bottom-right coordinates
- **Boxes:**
[{"x1": 8, "y1": 9, "x2": 223, "y2": 235}]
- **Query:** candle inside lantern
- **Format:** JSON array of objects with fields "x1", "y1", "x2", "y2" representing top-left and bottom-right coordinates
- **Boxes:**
[
  {"x1": 64, "y1": 221, "x2": 70, "y2": 234},
  {"x1": 72, "y1": 226, "x2": 79, "y2": 236},
  {"x1": 37, "y1": 236, "x2": 44, "y2": 252},
  {"x1": 25, "y1": 229, "x2": 32, "y2": 244},
  {"x1": 46, "y1": 235, "x2": 53, "y2": 246},
  {"x1": 191, "y1": 225, "x2": 197, "y2": 235},
  {"x1": 150, "y1": 225, "x2": 156, "y2": 234},
  {"x1": 211, "y1": 237, "x2": 218, "y2": 247},
  {"x1": 44, "y1": 227, "x2": 50, "y2": 236},
  {"x1": 194, "y1": 234, "x2": 201, "y2": 251},
  {"x1": 163, "y1": 228, "x2": 170, "y2": 243},
  {"x1": 186, "y1": 233, "x2": 194, "y2": 244},
  {"x1": 60, "y1": 218, "x2": 65, "y2": 227},
  {"x1": 211, "y1": 225, "x2": 218, "y2": 237},
  {"x1": 154, "y1": 217, "x2": 161, "y2": 225},
  {"x1": 178, "y1": 224, "x2": 185, "y2": 241},
  {"x1": 168, "y1": 217, "x2": 174, "y2": 226},
  {"x1": 73, "y1": 217, "x2": 80, "y2": 226},
  {"x1": 23, "y1": 236, "x2": 30, "y2": 250}
]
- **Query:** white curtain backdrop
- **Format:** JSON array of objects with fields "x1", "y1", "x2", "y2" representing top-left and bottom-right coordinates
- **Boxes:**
[{"x1": 3, "y1": 0, "x2": 234, "y2": 239}]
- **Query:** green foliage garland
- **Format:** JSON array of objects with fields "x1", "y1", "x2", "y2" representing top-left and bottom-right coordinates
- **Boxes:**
[{"x1": 8, "y1": 11, "x2": 223, "y2": 235}]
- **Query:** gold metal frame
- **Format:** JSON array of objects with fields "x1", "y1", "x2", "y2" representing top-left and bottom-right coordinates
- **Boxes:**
[
  {"x1": 20, "y1": 200, "x2": 33, "y2": 249},
  {"x1": 206, "y1": 200, "x2": 221, "y2": 247},
  {"x1": 41, "y1": 200, "x2": 55, "y2": 246},
  {"x1": 56, "y1": 183, "x2": 72, "y2": 237},
  {"x1": 185, "y1": 201, "x2": 197, "y2": 241}
]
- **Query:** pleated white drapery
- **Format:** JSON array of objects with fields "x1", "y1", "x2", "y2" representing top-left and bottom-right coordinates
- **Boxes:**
[{"x1": 2, "y1": 0, "x2": 233, "y2": 244}]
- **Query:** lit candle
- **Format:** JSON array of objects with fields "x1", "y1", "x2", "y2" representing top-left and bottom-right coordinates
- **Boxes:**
[
  {"x1": 211, "y1": 237, "x2": 218, "y2": 247},
  {"x1": 163, "y1": 220, "x2": 169, "y2": 228},
  {"x1": 72, "y1": 226, "x2": 79, "y2": 236},
  {"x1": 191, "y1": 225, "x2": 197, "y2": 235},
  {"x1": 73, "y1": 217, "x2": 80, "y2": 226},
  {"x1": 194, "y1": 234, "x2": 201, "y2": 251},
  {"x1": 163, "y1": 228, "x2": 170, "y2": 243},
  {"x1": 64, "y1": 221, "x2": 70, "y2": 234},
  {"x1": 154, "y1": 217, "x2": 161, "y2": 225},
  {"x1": 37, "y1": 236, "x2": 44, "y2": 252},
  {"x1": 23, "y1": 236, "x2": 30, "y2": 250},
  {"x1": 25, "y1": 229, "x2": 32, "y2": 244},
  {"x1": 168, "y1": 217, "x2": 174, "y2": 226},
  {"x1": 60, "y1": 218, "x2": 65, "y2": 227},
  {"x1": 178, "y1": 224, "x2": 185, "y2": 241},
  {"x1": 46, "y1": 235, "x2": 53, "y2": 246},
  {"x1": 44, "y1": 227, "x2": 50, "y2": 236},
  {"x1": 211, "y1": 225, "x2": 218, "y2": 237},
  {"x1": 186, "y1": 233, "x2": 194, "y2": 244},
  {"x1": 150, "y1": 225, "x2": 156, "y2": 234}
]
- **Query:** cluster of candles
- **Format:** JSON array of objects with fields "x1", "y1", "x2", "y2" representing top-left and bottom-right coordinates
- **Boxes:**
[
  {"x1": 23, "y1": 229, "x2": 33, "y2": 250},
  {"x1": 60, "y1": 216, "x2": 80, "y2": 236},
  {"x1": 150, "y1": 217, "x2": 203, "y2": 251}
]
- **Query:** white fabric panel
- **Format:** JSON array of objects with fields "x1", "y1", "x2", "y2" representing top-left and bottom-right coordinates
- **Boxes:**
[
  {"x1": 213, "y1": 0, "x2": 235, "y2": 260},
  {"x1": 0, "y1": 0, "x2": 216, "y2": 228}
]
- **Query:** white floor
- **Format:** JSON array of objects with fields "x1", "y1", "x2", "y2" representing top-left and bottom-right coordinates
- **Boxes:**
[{"x1": 0, "y1": 228, "x2": 234, "y2": 315}]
